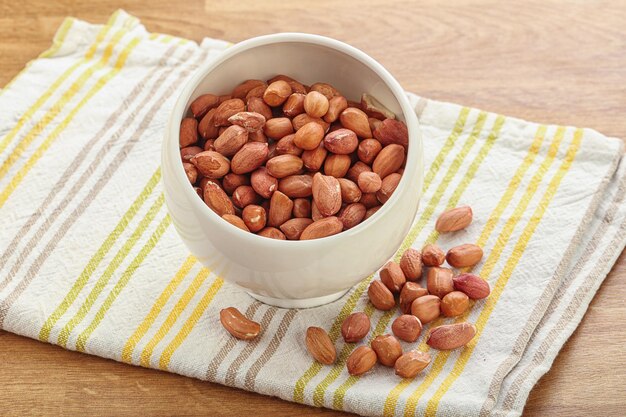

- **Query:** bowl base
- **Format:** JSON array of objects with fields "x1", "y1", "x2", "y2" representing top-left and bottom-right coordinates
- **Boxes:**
[{"x1": 246, "y1": 289, "x2": 350, "y2": 309}]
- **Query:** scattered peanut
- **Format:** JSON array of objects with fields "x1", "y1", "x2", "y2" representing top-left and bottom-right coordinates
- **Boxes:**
[
  {"x1": 341, "y1": 312, "x2": 371, "y2": 343},
  {"x1": 219, "y1": 307, "x2": 261, "y2": 340},
  {"x1": 305, "y1": 326, "x2": 336, "y2": 365},
  {"x1": 371, "y1": 334, "x2": 403, "y2": 367}
]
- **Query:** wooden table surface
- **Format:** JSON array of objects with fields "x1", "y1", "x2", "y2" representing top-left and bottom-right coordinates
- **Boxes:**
[{"x1": 1, "y1": 1, "x2": 625, "y2": 416}]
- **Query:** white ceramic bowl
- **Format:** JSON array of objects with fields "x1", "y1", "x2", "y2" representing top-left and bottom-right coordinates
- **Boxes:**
[{"x1": 162, "y1": 33, "x2": 423, "y2": 308}]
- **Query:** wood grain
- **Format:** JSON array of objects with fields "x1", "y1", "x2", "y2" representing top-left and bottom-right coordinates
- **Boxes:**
[{"x1": 0, "y1": 1, "x2": 625, "y2": 416}]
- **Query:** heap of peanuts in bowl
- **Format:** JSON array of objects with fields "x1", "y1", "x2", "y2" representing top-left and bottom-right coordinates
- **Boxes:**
[
  {"x1": 218, "y1": 203, "x2": 491, "y2": 379},
  {"x1": 178, "y1": 74, "x2": 408, "y2": 240}
]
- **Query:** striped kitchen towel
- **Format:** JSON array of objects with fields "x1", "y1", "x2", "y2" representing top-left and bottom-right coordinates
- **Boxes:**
[{"x1": 1, "y1": 10, "x2": 625, "y2": 417}]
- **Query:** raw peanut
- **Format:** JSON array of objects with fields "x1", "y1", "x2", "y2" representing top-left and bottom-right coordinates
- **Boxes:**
[
  {"x1": 199, "y1": 177, "x2": 213, "y2": 193},
  {"x1": 280, "y1": 218, "x2": 314, "y2": 240},
  {"x1": 380, "y1": 261, "x2": 406, "y2": 293},
  {"x1": 372, "y1": 144, "x2": 405, "y2": 179},
  {"x1": 251, "y1": 166, "x2": 278, "y2": 198},
  {"x1": 266, "y1": 154, "x2": 304, "y2": 178},
  {"x1": 293, "y1": 198, "x2": 312, "y2": 218},
  {"x1": 371, "y1": 334, "x2": 403, "y2": 367},
  {"x1": 377, "y1": 173, "x2": 401, "y2": 204},
  {"x1": 181, "y1": 146, "x2": 203, "y2": 162},
  {"x1": 285, "y1": 80, "x2": 307, "y2": 95},
  {"x1": 411, "y1": 295, "x2": 441, "y2": 324},
  {"x1": 361, "y1": 94, "x2": 396, "y2": 120},
  {"x1": 441, "y1": 291, "x2": 469, "y2": 317},
  {"x1": 324, "y1": 128, "x2": 358, "y2": 154},
  {"x1": 347, "y1": 161, "x2": 372, "y2": 183},
  {"x1": 242, "y1": 204, "x2": 267, "y2": 232},
  {"x1": 232, "y1": 79, "x2": 266, "y2": 99},
  {"x1": 348, "y1": 100, "x2": 363, "y2": 109},
  {"x1": 341, "y1": 312, "x2": 371, "y2": 343},
  {"x1": 203, "y1": 181, "x2": 235, "y2": 216},
  {"x1": 323, "y1": 96, "x2": 348, "y2": 123},
  {"x1": 222, "y1": 214, "x2": 250, "y2": 232},
  {"x1": 312, "y1": 173, "x2": 342, "y2": 216},
  {"x1": 304, "y1": 91, "x2": 330, "y2": 118},
  {"x1": 228, "y1": 111, "x2": 266, "y2": 132},
  {"x1": 276, "y1": 134, "x2": 303, "y2": 156},
  {"x1": 400, "y1": 248, "x2": 422, "y2": 281},
  {"x1": 219, "y1": 94, "x2": 232, "y2": 103},
  {"x1": 257, "y1": 227, "x2": 286, "y2": 239},
  {"x1": 248, "y1": 130, "x2": 268, "y2": 143},
  {"x1": 222, "y1": 173, "x2": 250, "y2": 195},
  {"x1": 364, "y1": 205, "x2": 382, "y2": 220},
  {"x1": 231, "y1": 142, "x2": 269, "y2": 174},
  {"x1": 232, "y1": 185, "x2": 260, "y2": 208},
  {"x1": 399, "y1": 282, "x2": 428, "y2": 313},
  {"x1": 453, "y1": 273, "x2": 490, "y2": 299},
  {"x1": 302, "y1": 142, "x2": 328, "y2": 171},
  {"x1": 292, "y1": 113, "x2": 330, "y2": 132},
  {"x1": 261, "y1": 199, "x2": 270, "y2": 212},
  {"x1": 338, "y1": 202, "x2": 366, "y2": 230},
  {"x1": 311, "y1": 200, "x2": 324, "y2": 221},
  {"x1": 328, "y1": 122, "x2": 343, "y2": 133},
  {"x1": 446, "y1": 244, "x2": 483, "y2": 268},
  {"x1": 310, "y1": 82, "x2": 339, "y2": 100},
  {"x1": 394, "y1": 350, "x2": 431, "y2": 378},
  {"x1": 220, "y1": 307, "x2": 261, "y2": 340},
  {"x1": 294, "y1": 121, "x2": 325, "y2": 150},
  {"x1": 305, "y1": 327, "x2": 336, "y2": 365},
  {"x1": 204, "y1": 139, "x2": 215, "y2": 151},
  {"x1": 346, "y1": 346, "x2": 377, "y2": 376},
  {"x1": 338, "y1": 178, "x2": 362, "y2": 203},
  {"x1": 358, "y1": 138, "x2": 383, "y2": 165},
  {"x1": 263, "y1": 80, "x2": 292, "y2": 106},
  {"x1": 247, "y1": 96, "x2": 273, "y2": 121},
  {"x1": 435, "y1": 205, "x2": 473, "y2": 233},
  {"x1": 283, "y1": 93, "x2": 306, "y2": 117},
  {"x1": 213, "y1": 98, "x2": 245, "y2": 126},
  {"x1": 183, "y1": 162, "x2": 198, "y2": 184},
  {"x1": 422, "y1": 244, "x2": 446, "y2": 266},
  {"x1": 300, "y1": 216, "x2": 343, "y2": 240},
  {"x1": 427, "y1": 267, "x2": 455, "y2": 298},
  {"x1": 218, "y1": 126, "x2": 228, "y2": 136},
  {"x1": 245, "y1": 85, "x2": 267, "y2": 101},
  {"x1": 268, "y1": 191, "x2": 293, "y2": 227},
  {"x1": 359, "y1": 192, "x2": 380, "y2": 209},
  {"x1": 191, "y1": 151, "x2": 230, "y2": 179},
  {"x1": 324, "y1": 154, "x2": 351, "y2": 178},
  {"x1": 368, "y1": 117, "x2": 383, "y2": 132},
  {"x1": 427, "y1": 323, "x2": 477, "y2": 350},
  {"x1": 373, "y1": 118, "x2": 409, "y2": 148},
  {"x1": 193, "y1": 186, "x2": 202, "y2": 198},
  {"x1": 267, "y1": 75, "x2": 306, "y2": 93},
  {"x1": 214, "y1": 125, "x2": 248, "y2": 157},
  {"x1": 340, "y1": 107, "x2": 372, "y2": 138},
  {"x1": 278, "y1": 174, "x2": 313, "y2": 198},
  {"x1": 198, "y1": 108, "x2": 220, "y2": 140},
  {"x1": 392, "y1": 314, "x2": 422, "y2": 342},
  {"x1": 358, "y1": 171, "x2": 382, "y2": 193},
  {"x1": 180, "y1": 117, "x2": 199, "y2": 148},
  {"x1": 264, "y1": 117, "x2": 294, "y2": 139},
  {"x1": 190, "y1": 93, "x2": 220, "y2": 119},
  {"x1": 267, "y1": 142, "x2": 278, "y2": 160},
  {"x1": 396, "y1": 168, "x2": 404, "y2": 175},
  {"x1": 367, "y1": 280, "x2": 395, "y2": 311}
]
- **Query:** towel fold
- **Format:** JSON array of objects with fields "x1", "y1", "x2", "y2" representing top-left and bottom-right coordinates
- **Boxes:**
[{"x1": 1, "y1": 10, "x2": 624, "y2": 417}]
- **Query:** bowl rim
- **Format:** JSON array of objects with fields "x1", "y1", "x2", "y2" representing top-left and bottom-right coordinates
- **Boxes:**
[{"x1": 166, "y1": 32, "x2": 422, "y2": 248}]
